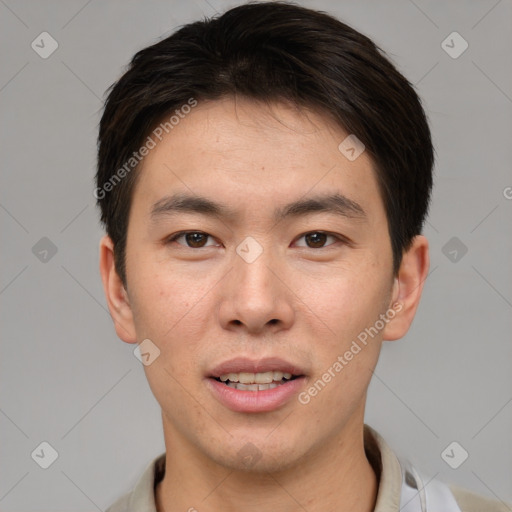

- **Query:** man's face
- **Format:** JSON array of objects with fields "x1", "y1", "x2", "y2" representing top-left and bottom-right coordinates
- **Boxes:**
[{"x1": 120, "y1": 97, "x2": 399, "y2": 471}]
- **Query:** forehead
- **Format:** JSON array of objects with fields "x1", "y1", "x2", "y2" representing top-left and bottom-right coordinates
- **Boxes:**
[{"x1": 132, "y1": 97, "x2": 385, "y2": 227}]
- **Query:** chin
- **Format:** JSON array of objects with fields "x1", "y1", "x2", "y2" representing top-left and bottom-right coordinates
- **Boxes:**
[{"x1": 206, "y1": 438, "x2": 306, "y2": 474}]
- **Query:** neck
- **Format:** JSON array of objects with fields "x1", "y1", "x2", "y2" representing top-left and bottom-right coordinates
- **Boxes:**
[{"x1": 155, "y1": 416, "x2": 378, "y2": 512}]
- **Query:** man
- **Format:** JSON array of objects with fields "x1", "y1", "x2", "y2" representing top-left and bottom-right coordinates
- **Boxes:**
[{"x1": 95, "y1": 2, "x2": 510, "y2": 511}]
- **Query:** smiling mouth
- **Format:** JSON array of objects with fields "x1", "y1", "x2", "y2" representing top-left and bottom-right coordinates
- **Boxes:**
[{"x1": 212, "y1": 371, "x2": 301, "y2": 391}]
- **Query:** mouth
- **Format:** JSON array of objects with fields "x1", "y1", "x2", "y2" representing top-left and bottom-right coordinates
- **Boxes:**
[
  {"x1": 206, "y1": 357, "x2": 307, "y2": 412},
  {"x1": 212, "y1": 371, "x2": 301, "y2": 391}
]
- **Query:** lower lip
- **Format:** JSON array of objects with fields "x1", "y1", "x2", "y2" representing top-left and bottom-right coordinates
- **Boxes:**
[{"x1": 206, "y1": 377, "x2": 305, "y2": 413}]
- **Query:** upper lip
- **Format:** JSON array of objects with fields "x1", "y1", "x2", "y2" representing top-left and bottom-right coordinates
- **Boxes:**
[{"x1": 208, "y1": 357, "x2": 306, "y2": 378}]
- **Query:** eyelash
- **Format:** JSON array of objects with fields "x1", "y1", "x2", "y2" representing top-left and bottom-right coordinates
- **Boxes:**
[{"x1": 165, "y1": 230, "x2": 348, "y2": 249}]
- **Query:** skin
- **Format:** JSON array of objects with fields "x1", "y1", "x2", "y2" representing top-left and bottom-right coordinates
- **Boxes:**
[{"x1": 99, "y1": 97, "x2": 429, "y2": 512}]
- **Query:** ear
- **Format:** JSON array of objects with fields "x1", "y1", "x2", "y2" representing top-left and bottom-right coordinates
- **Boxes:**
[
  {"x1": 382, "y1": 234, "x2": 430, "y2": 341},
  {"x1": 98, "y1": 235, "x2": 137, "y2": 344}
]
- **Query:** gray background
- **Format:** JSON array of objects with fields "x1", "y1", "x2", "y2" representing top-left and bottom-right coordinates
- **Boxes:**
[{"x1": 1, "y1": 0, "x2": 511, "y2": 510}]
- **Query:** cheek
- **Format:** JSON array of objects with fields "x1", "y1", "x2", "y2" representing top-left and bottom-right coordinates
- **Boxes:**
[
  {"x1": 129, "y1": 264, "x2": 216, "y2": 363},
  {"x1": 304, "y1": 263, "x2": 388, "y2": 344},
  {"x1": 132, "y1": 271, "x2": 207, "y2": 398},
  {"x1": 128, "y1": 249, "x2": 188, "y2": 322}
]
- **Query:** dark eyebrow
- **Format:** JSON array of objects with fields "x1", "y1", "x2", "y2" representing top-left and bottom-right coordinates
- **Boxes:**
[{"x1": 150, "y1": 192, "x2": 367, "y2": 224}]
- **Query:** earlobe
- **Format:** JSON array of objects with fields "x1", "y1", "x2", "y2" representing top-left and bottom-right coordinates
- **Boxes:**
[
  {"x1": 98, "y1": 235, "x2": 138, "y2": 344},
  {"x1": 382, "y1": 235, "x2": 430, "y2": 342}
]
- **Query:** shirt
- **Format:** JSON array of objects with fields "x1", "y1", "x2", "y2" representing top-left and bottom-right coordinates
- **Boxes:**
[{"x1": 106, "y1": 424, "x2": 510, "y2": 512}]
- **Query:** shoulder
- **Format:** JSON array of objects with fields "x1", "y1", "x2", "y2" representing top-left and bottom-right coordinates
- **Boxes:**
[
  {"x1": 450, "y1": 484, "x2": 512, "y2": 512},
  {"x1": 105, "y1": 491, "x2": 130, "y2": 512},
  {"x1": 104, "y1": 452, "x2": 166, "y2": 512}
]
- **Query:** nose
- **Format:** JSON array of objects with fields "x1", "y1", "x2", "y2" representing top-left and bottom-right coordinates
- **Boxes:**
[{"x1": 217, "y1": 244, "x2": 295, "y2": 335}]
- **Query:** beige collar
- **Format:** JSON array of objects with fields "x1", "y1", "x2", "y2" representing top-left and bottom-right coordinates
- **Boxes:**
[{"x1": 125, "y1": 424, "x2": 404, "y2": 512}]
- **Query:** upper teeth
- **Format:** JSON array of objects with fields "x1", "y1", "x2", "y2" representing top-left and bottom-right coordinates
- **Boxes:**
[{"x1": 219, "y1": 371, "x2": 292, "y2": 384}]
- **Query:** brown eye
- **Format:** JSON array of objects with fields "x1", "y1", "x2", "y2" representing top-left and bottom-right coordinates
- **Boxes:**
[
  {"x1": 184, "y1": 232, "x2": 209, "y2": 248},
  {"x1": 295, "y1": 231, "x2": 341, "y2": 249},
  {"x1": 305, "y1": 232, "x2": 328, "y2": 248},
  {"x1": 167, "y1": 231, "x2": 215, "y2": 248}
]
